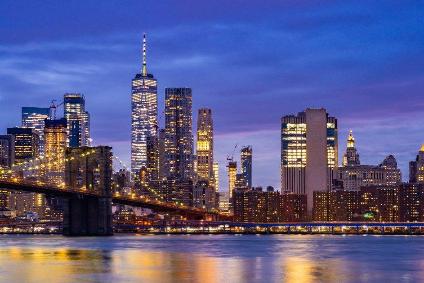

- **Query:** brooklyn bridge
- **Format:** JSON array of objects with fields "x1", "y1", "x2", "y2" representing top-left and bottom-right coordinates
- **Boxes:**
[{"x1": 0, "y1": 146, "x2": 229, "y2": 236}]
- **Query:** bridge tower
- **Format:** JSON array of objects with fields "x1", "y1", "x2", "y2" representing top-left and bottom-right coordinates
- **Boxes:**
[{"x1": 62, "y1": 146, "x2": 113, "y2": 236}]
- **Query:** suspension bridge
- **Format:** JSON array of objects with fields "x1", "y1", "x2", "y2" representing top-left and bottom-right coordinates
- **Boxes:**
[{"x1": 0, "y1": 146, "x2": 229, "y2": 236}]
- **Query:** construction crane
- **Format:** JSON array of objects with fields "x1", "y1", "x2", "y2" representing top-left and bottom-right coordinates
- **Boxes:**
[
  {"x1": 49, "y1": 100, "x2": 64, "y2": 120},
  {"x1": 226, "y1": 144, "x2": 238, "y2": 162}
]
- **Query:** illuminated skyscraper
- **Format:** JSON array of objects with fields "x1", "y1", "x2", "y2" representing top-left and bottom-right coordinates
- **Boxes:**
[
  {"x1": 64, "y1": 93, "x2": 90, "y2": 147},
  {"x1": 213, "y1": 162, "x2": 219, "y2": 192},
  {"x1": 342, "y1": 130, "x2": 360, "y2": 166},
  {"x1": 7, "y1": 127, "x2": 39, "y2": 164},
  {"x1": 44, "y1": 118, "x2": 67, "y2": 184},
  {"x1": 131, "y1": 34, "x2": 158, "y2": 176},
  {"x1": 196, "y1": 108, "x2": 214, "y2": 187},
  {"x1": 409, "y1": 145, "x2": 424, "y2": 183},
  {"x1": 22, "y1": 107, "x2": 50, "y2": 156},
  {"x1": 227, "y1": 161, "x2": 237, "y2": 198},
  {"x1": 164, "y1": 87, "x2": 194, "y2": 180},
  {"x1": 240, "y1": 146, "x2": 252, "y2": 188},
  {"x1": 281, "y1": 108, "x2": 338, "y2": 212}
]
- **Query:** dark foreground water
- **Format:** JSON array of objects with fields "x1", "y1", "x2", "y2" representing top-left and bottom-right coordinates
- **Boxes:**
[{"x1": 0, "y1": 234, "x2": 423, "y2": 283}]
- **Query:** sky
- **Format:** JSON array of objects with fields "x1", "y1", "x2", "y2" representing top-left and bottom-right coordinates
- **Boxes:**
[{"x1": 0, "y1": 1, "x2": 423, "y2": 190}]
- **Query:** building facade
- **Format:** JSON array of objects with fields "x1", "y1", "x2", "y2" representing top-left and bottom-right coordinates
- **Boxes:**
[
  {"x1": 338, "y1": 132, "x2": 401, "y2": 190},
  {"x1": 164, "y1": 87, "x2": 194, "y2": 181},
  {"x1": 342, "y1": 130, "x2": 360, "y2": 166},
  {"x1": 22, "y1": 107, "x2": 50, "y2": 157},
  {"x1": 196, "y1": 108, "x2": 214, "y2": 187},
  {"x1": 409, "y1": 145, "x2": 424, "y2": 183},
  {"x1": 7, "y1": 127, "x2": 39, "y2": 164},
  {"x1": 227, "y1": 161, "x2": 237, "y2": 198},
  {"x1": 0, "y1": 135, "x2": 14, "y2": 168},
  {"x1": 64, "y1": 93, "x2": 90, "y2": 148},
  {"x1": 131, "y1": 34, "x2": 158, "y2": 176},
  {"x1": 240, "y1": 146, "x2": 252, "y2": 188},
  {"x1": 43, "y1": 118, "x2": 67, "y2": 185},
  {"x1": 281, "y1": 108, "x2": 338, "y2": 212}
]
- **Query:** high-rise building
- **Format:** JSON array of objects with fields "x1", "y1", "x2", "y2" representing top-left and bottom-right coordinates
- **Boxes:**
[
  {"x1": 227, "y1": 161, "x2": 237, "y2": 198},
  {"x1": 44, "y1": 118, "x2": 67, "y2": 185},
  {"x1": 164, "y1": 87, "x2": 194, "y2": 181},
  {"x1": 342, "y1": 130, "x2": 360, "y2": 166},
  {"x1": 0, "y1": 135, "x2": 14, "y2": 168},
  {"x1": 7, "y1": 127, "x2": 39, "y2": 164},
  {"x1": 146, "y1": 135, "x2": 159, "y2": 184},
  {"x1": 240, "y1": 146, "x2": 252, "y2": 188},
  {"x1": 22, "y1": 107, "x2": 50, "y2": 157},
  {"x1": 131, "y1": 34, "x2": 158, "y2": 176},
  {"x1": 281, "y1": 108, "x2": 338, "y2": 212},
  {"x1": 158, "y1": 129, "x2": 166, "y2": 180},
  {"x1": 196, "y1": 108, "x2": 214, "y2": 187},
  {"x1": 409, "y1": 145, "x2": 424, "y2": 183},
  {"x1": 64, "y1": 93, "x2": 90, "y2": 148},
  {"x1": 213, "y1": 162, "x2": 219, "y2": 192}
]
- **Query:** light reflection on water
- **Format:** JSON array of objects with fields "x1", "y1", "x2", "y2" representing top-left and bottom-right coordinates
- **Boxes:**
[{"x1": 0, "y1": 234, "x2": 423, "y2": 283}]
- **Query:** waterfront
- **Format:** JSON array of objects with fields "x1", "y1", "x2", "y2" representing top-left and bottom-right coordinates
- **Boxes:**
[{"x1": 0, "y1": 234, "x2": 423, "y2": 282}]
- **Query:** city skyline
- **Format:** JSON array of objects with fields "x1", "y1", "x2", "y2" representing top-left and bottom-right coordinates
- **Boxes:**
[{"x1": 1, "y1": 1, "x2": 424, "y2": 190}]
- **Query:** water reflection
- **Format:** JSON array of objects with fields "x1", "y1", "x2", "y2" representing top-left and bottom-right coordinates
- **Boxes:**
[{"x1": 0, "y1": 235, "x2": 423, "y2": 282}]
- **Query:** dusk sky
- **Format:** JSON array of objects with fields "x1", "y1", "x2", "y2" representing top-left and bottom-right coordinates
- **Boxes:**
[{"x1": 1, "y1": 1, "x2": 423, "y2": 190}]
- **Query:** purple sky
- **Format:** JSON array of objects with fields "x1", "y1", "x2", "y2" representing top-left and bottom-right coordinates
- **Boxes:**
[{"x1": 1, "y1": 1, "x2": 423, "y2": 189}]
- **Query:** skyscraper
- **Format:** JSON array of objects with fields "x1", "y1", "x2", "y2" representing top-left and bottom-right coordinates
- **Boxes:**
[
  {"x1": 281, "y1": 108, "x2": 338, "y2": 212},
  {"x1": 342, "y1": 130, "x2": 360, "y2": 166},
  {"x1": 164, "y1": 87, "x2": 194, "y2": 180},
  {"x1": 7, "y1": 127, "x2": 39, "y2": 164},
  {"x1": 240, "y1": 146, "x2": 252, "y2": 188},
  {"x1": 196, "y1": 108, "x2": 214, "y2": 187},
  {"x1": 22, "y1": 107, "x2": 50, "y2": 156},
  {"x1": 0, "y1": 135, "x2": 14, "y2": 168},
  {"x1": 131, "y1": 34, "x2": 158, "y2": 177},
  {"x1": 213, "y1": 162, "x2": 219, "y2": 192},
  {"x1": 227, "y1": 161, "x2": 237, "y2": 198},
  {"x1": 409, "y1": 145, "x2": 424, "y2": 183},
  {"x1": 44, "y1": 118, "x2": 67, "y2": 184},
  {"x1": 64, "y1": 93, "x2": 90, "y2": 147}
]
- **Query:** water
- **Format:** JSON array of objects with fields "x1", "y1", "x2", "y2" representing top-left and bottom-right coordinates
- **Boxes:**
[{"x1": 0, "y1": 234, "x2": 422, "y2": 283}]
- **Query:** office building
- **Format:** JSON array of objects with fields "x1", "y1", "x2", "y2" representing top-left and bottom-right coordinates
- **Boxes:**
[
  {"x1": 281, "y1": 108, "x2": 338, "y2": 212},
  {"x1": 7, "y1": 127, "x2": 39, "y2": 164},
  {"x1": 213, "y1": 162, "x2": 219, "y2": 192},
  {"x1": 192, "y1": 180, "x2": 216, "y2": 211},
  {"x1": 22, "y1": 107, "x2": 50, "y2": 156},
  {"x1": 342, "y1": 130, "x2": 360, "y2": 166},
  {"x1": 240, "y1": 146, "x2": 252, "y2": 188},
  {"x1": 0, "y1": 135, "x2": 14, "y2": 168},
  {"x1": 227, "y1": 161, "x2": 237, "y2": 198},
  {"x1": 409, "y1": 145, "x2": 424, "y2": 183},
  {"x1": 196, "y1": 108, "x2": 214, "y2": 187},
  {"x1": 164, "y1": 87, "x2": 194, "y2": 181},
  {"x1": 43, "y1": 118, "x2": 67, "y2": 184},
  {"x1": 338, "y1": 132, "x2": 401, "y2": 190},
  {"x1": 131, "y1": 34, "x2": 158, "y2": 176},
  {"x1": 64, "y1": 93, "x2": 90, "y2": 147}
]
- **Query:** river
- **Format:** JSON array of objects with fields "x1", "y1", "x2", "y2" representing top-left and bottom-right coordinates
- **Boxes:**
[{"x1": 0, "y1": 234, "x2": 422, "y2": 282}]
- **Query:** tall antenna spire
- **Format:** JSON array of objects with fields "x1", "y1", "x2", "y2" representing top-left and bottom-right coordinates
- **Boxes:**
[{"x1": 142, "y1": 33, "x2": 147, "y2": 76}]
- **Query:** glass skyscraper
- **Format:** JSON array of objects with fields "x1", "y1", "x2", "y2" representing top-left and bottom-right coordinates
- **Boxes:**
[
  {"x1": 63, "y1": 93, "x2": 90, "y2": 148},
  {"x1": 131, "y1": 34, "x2": 158, "y2": 177},
  {"x1": 164, "y1": 87, "x2": 194, "y2": 181},
  {"x1": 240, "y1": 146, "x2": 252, "y2": 188},
  {"x1": 22, "y1": 107, "x2": 50, "y2": 157}
]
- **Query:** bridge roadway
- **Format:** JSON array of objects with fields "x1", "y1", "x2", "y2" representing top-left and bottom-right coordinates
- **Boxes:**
[{"x1": 0, "y1": 180, "x2": 228, "y2": 220}]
